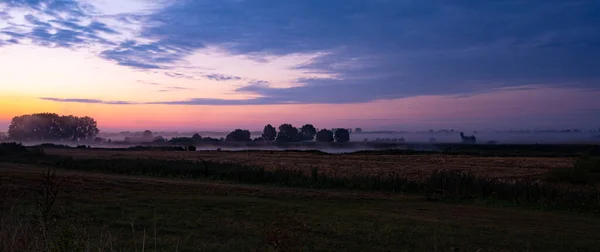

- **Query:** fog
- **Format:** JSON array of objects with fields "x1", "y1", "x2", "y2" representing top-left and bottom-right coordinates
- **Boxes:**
[
  {"x1": 97, "y1": 131, "x2": 600, "y2": 145},
  {"x1": 4, "y1": 130, "x2": 600, "y2": 155},
  {"x1": 352, "y1": 132, "x2": 600, "y2": 144}
]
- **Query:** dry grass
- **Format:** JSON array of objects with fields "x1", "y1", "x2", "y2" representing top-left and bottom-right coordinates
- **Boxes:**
[{"x1": 46, "y1": 148, "x2": 575, "y2": 180}]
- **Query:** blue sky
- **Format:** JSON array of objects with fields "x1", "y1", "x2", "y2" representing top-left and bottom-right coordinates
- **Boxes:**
[{"x1": 0, "y1": 0, "x2": 599, "y2": 131}]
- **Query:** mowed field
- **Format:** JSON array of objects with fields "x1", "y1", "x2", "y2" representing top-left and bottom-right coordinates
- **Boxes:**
[{"x1": 46, "y1": 148, "x2": 576, "y2": 180}]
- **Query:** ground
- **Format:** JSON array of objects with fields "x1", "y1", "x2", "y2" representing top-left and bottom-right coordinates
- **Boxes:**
[{"x1": 1, "y1": 148, "x2": 599, "y2": 251}]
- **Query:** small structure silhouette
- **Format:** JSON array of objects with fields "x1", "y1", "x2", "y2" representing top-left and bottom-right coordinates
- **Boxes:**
[{"x1": 460, "y1": 132, "x2": 476, "y2": 144}]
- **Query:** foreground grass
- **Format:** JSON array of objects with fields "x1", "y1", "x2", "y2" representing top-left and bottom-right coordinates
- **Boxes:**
[{"x1": 2, "y1": 166, "x2": 600, "y2": 252}]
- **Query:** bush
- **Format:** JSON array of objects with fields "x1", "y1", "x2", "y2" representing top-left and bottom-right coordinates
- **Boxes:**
[
  {"x1": 187, "y1": 145, "x2": 197, "y2": 151},
  {"x1": 545, "y1": 157, "x2": 600, "y2": 184},
  {"x1": 0, "y1": 142, "x2": 28, "y2": 154}
]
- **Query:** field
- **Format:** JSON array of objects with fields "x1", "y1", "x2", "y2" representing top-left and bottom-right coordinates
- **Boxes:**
[
  {"x1": 44, "y1": 148, "x2": 575, "y2": 180},
  {"x1": 2, "y1": 145, "x2": 600, "y2": 251}
]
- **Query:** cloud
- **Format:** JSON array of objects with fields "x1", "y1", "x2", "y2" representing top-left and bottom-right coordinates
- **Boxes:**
[
  {"x1": 164, "y1": 72, "x2": 195, "y2": 79},
  {"x1": 99, "y1": 40, "x2": 199, "y2": 69},
  {"x1": 6, "y1": 0, "x2": 600, "y2": 105},
  {"x1": 40, "y1": 97, "x2": 135, "y2": 104},
  {"x1": 131, "y1": 0, "x2": 600, "y2": 102},
  {"x1": 157, "y1": 86, "x2": 194, "y2": 92},
  {"x1": 3, "y1": 0, "x2": 90, "y2": 18},
  {"x1": 1, "y1": 1, "x2": 118, "y2": 49},
  {"x1": 203, "y1": 73, "x2": 242, "y2": 81},
  {"x1": 137, "y1": 80, "x2": 161, "y2": 86}
]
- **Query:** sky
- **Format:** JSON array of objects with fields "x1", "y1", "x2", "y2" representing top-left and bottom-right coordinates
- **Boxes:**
[{"x1": 0, "y1": 0, "x2": 599, "y2": 132}]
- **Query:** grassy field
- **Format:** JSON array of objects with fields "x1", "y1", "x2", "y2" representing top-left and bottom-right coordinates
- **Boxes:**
[
  {"x1": 2, "y1": 145, "x2": 600, "y2": 251},
  {"x1": 45, "y1": 148, "x2": 575, "y2": 180}
]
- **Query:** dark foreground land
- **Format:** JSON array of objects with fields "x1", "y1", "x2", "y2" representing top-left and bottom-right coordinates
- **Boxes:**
[{"x1": 1, "y1": 143, "x2": 600, "y2": 251}]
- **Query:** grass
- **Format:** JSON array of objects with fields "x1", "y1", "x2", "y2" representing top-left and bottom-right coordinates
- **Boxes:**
[
  {"x1": 3, "y1": 144, "x2": 600, "y2": 250},
  {"x1": 545, "y1": 156, "x2": 600, "y2": 184},
  {"x1": 2, "y1": 167, "x2": 600, "y2": 251},
  {"x1": 5, "y1": 151, "x2": 598, "y2": 211}
]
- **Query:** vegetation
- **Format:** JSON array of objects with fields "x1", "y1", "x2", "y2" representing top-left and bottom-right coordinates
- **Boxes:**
[
  {"x1": 8, "y1": 113, "x2": 99, "y2": 141},
  {"x1": 315, "y1": 129, "x2": 334, "y2": 142},
  {"x1": 262, "y1": 124, "x2": 277, "y2": 141},
  {"x1": 299, "y1": 124, "x2": 317, "y2": 141},
  {"x1": 3, "y1": 144, "x2": 600, "y2": 251},
  {"x1": 4, "y1": 168, "x2": 600, "y2": 251},
  {"x1": 3, "y1": 147, "x2": 599, "y2": 211},
  {"x1": 276, "y1": 124, "x2": 300, "y2": 142},
  {"x1": 334, "y1": 128, "x2": 350, "y2": 143},
  {"x1": 545, "y1": 156, "x2": 600, "y2": 184},
  {"x1": 226, "y1": 129, "x2": 252, "y2": 142}
]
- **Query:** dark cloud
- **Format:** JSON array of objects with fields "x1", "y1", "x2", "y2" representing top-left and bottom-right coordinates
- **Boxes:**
[
  {"x1": 8, "y1": 0, "x2": 600, "y2": 105},
  {"x1": 203, "y1": 73, "x2": 242, "y2": 81},
  {"x1": 132, "y1": 0, "x2": 600, "y2": 102}
]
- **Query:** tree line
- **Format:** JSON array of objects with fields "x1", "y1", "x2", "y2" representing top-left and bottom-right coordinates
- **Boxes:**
[
  {"x1": 224, "y1": 124, "x2": 350, "y2": 143},
  {"x1": 7, "y1": 113, "x2": 99, "y2": 141},
  {"x1": 4, "y1": 113, "x2": 352, "y2": 143},
  {"x1": 160, "y1": 124, "x2": 351, "y2": 144}
]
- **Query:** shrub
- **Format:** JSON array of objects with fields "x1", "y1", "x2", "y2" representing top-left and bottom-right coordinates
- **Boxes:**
[
  {"x1": 0, "y1": 142, "x2": 28, "y2": 154},
  {"x1": 545, "y1": 157, "x2": 600, "y2": 184},
  {"x1": 187, "y1": 145, "x2": 197, "y2": 151}
]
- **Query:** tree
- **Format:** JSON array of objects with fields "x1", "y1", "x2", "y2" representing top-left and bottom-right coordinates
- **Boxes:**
[
  {"x1": 192, "y1": 133, "x2": 203, "y2": 143},
  {"x1": 262, "y1": 124, "x2": 277, "y2": 141},
  {"x1": 355, "y1": 128, "x2": 363, "y2": 133},
  {"x1": 334, "y1": 128, "x2": 350, "y2": 143},
  {"x1": 8, "y1": 113, "x2": 99, "y2": 141},
  {"x1": 142, "y1": 130, "x2": 153, "y2": 138},
  {"x1": 300, "y1": 124, "x2": 317, "y2": 141},
  {"x1": 226, "y1": 129, "x2": 251, "y2": 142},
  {"x1": 315, "y1": 129, "x2": 334, "y2": 142},
  {"x1": 153, "y1": 136, "x2": 166, "y2": 143},
  {"x1": 276, "y1": 124, "x2": 299, "y2": 142}
]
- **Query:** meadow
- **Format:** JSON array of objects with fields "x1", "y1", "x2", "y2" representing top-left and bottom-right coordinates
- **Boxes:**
[{"x1": 1, "y1": 143, "x2": 600, "y2": 251}]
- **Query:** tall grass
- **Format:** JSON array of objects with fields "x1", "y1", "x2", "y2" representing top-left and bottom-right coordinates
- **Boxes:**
[{"x1": 545, "y1": 156, "x2": 600, "y2": 184}]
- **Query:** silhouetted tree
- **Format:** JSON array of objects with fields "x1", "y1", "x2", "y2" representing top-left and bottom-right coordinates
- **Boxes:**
[
  {"x1": 355, "y1": 128, "x2": 363, "y2": 133},
  {"x1": 300, "y1": 124, "x2": 317, "y2": 141},
  {"x1": 459, "y1": 132, "x2": 476, "y2": 144},
  {"x1": 192, "y1": 133, "x2": 203, "y2": 143},
  {"x1": 262, "y1": 124, "x2": 277, "y2": 141},
  {"x1": 226, "y1": 129, "x2": 251, "y2": 142},
  {"x1": 276, "y1": 124, "x2": 299, "y2": 142},
  {"x1": 315, "y1": 129, "x2": 334, "y2": 142},
  {"x1": 153, "y1": 136, "x2": 166, "y2": 143},
  {"x1": 8, "y1": 113, "x2": 99, "y2": 141},
  {"x1": 168, "y1": 137, "x2": 194, "y2": 144},
  {"x1": 142, "y1": 130, "x2": 153, "y2": 138},
  {"x1": 334, "y1": 128, "x2": 350, "y2": 143}
]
